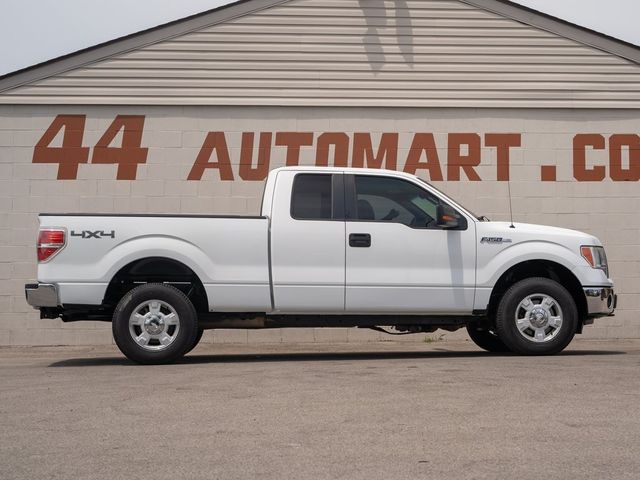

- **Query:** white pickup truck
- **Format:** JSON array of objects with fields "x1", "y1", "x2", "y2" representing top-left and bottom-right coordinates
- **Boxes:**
[{"x1": 26, "y1": 167, "x2": 616, "y2": 363}]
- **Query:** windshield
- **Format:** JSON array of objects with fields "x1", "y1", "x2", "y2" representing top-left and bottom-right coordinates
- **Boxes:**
[{"x1": 415, "y1": 177, "x2": 486, "y2": 221}]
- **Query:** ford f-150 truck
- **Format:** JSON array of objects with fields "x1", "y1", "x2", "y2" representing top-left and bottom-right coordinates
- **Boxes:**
[{"x1": 25, "y1": 167, "x2": 616, "y2": 364}]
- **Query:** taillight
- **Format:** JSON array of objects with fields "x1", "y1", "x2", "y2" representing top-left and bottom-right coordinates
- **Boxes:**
[{"x1": 37, "y1": 228, "x2": 66, "y2": 262}]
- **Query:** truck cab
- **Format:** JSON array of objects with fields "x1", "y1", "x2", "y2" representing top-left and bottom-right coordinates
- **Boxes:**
[{"x1": 267, "y1": 168, "x2": 476, "y2": 314}]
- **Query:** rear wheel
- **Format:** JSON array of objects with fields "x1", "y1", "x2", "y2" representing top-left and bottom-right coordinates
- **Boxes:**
[
  {"x1": 466, "y1": 323, "x2": 510, "y2": 353},
  {"x1": 495, "y1": 277, "x2": 577, "y2": 355},
  {"x1": 186, "y1": 328, "x2": 205, "y2": 354},
  {"x1": 112, "y1": 283, "x2": 198, "y2": 364}
]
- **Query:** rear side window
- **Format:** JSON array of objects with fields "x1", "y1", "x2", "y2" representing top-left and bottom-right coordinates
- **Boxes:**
[{"x1": 291, "y1": 174, "x2": 333, "y2": 220}]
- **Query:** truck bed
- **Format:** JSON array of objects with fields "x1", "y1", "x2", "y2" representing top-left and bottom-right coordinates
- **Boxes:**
[{"x1": 38, "y1": 213, "x2": 272, "y2": 312}]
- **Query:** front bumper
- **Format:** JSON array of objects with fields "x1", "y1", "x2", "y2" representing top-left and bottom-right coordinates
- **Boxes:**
[
  {"x1": 584, "y1": 287, "x2": 616, "y2": 318},
  {"x1": 25, "y1": 283, "x2": 59, "y2": 308}
]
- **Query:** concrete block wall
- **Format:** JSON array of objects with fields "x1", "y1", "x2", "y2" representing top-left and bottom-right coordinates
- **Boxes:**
[{"x1": 0, "y1": 105, "x2": 638, "y2": 346}]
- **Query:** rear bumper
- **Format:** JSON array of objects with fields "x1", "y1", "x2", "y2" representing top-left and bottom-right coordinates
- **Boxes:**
[
  {"x1": 25, "y1": 283, "x2": 59, "y2": 308},
  {"x1": 584, "y1": 287, "x2": 616, "y2": 318}
]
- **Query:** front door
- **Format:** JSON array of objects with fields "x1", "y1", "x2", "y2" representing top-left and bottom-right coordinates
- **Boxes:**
[{"x1": 345, "y1": 174, "x2": 476, "y2": 314}]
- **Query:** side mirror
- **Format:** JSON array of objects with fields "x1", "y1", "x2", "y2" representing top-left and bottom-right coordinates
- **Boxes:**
[{"x1": 436, "y1": 204, "x2": 460, "y2": 229}]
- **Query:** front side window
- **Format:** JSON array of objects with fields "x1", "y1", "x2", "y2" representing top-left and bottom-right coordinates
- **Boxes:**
[
  {"x1": 291, "y1": 174, "x2": 333, "y2": 220},
  {"x1": 353, "y1": 175, "x2": 464, "y2": 229}
]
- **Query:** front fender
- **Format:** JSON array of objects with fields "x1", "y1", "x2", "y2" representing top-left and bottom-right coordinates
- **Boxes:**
[{"x1": 477, "y1": 240, "x2": 591, "y2": 288}]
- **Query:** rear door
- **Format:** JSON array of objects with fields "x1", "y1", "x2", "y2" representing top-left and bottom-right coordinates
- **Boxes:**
[
  {"x1": 344, "y1": 174, "x2": 476, "y2": 314},
  {"x1": 270, "y1": 170, "x2": 346, "y2": 313}
]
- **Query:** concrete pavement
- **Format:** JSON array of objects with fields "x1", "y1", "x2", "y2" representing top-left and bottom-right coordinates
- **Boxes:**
[{"x1": 1, "y1": 339, "x2": 639, "y2": 480}]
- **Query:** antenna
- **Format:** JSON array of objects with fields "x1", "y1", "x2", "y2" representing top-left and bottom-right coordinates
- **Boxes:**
[{"x1": 507, "y1": 179, "x2": 515, "y2": 229}]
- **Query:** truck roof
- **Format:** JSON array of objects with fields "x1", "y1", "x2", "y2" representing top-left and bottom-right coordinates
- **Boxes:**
[{"x1": 270, "y1": 166, "x2": 421, "y2": 180}]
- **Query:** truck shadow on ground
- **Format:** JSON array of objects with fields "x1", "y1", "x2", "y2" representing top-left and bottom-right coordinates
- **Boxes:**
[{"x1": 48, "y1": 348, "x2": 626, "y2": 367}]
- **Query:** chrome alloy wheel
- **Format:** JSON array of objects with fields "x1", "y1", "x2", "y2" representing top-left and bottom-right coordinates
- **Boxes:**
[
  {"x1": 515, "y1": 293, "x2": 563, "y2": 343},
  {"x1": 128, "y1": 300, "x2": 180, "y2": 351}
]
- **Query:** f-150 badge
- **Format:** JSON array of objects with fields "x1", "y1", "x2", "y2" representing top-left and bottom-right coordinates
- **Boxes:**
[
  {"x1": 71, "y1": 230, "x2": 116, "y2": 239},
  {"x1": 481, "y1": 237, "x2": 513, "y2": 244}
]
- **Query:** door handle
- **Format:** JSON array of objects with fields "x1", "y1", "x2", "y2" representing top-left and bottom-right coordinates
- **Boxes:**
[{"x1": 349, "y1": 233, "x2": 371, "y2": 248}]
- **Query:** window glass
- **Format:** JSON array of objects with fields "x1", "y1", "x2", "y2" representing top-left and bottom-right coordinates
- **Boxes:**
[
  {"x1": 354, "y1": 176, "x2": 461, "y2": 229},
  {"x1": 358, "y1": 194, "x2": 415, "y2": 226},
  {"x1": 291, "y1": 174, "x2": 333, "y2": 220},
  {"x1": 416, "y1": 177, "x2": 479, "y2": 220}
]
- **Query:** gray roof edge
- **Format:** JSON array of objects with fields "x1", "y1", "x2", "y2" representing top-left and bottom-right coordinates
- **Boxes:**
[
  {"x1": 1, "y1": 0, "x2": 639, "y2": 95},
  {"x1": 0, "y1": 0, "x2": 289, "y2": 94},
  {"x1": 462, "y1": 0, "x2": 640, "y2": 65}
]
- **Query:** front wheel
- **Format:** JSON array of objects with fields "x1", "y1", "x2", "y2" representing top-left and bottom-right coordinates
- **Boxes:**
[
  {"x1": 495, "y1": 277, "x2": 578, "y2": 356},
  {"x1": 112, "y1": 283, "x2": 199, "y2": 364}
]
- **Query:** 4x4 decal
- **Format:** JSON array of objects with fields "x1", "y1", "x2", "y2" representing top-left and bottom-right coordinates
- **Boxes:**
[{"x1": 71, "y1": 230, "x2": 116, "y2": 239}]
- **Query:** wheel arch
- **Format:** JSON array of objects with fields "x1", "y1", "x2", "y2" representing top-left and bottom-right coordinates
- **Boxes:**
[
  {"x1": 103, "y1": 256, "x2": 209, "y2": 313},
  {"x1": 487, "y1": 259, "x2": 587, "y2": 332}
]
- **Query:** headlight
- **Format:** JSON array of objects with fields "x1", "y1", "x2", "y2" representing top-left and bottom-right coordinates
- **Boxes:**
[{"x1": 581, "y1": 246, "x2": 609, "y2": 278}]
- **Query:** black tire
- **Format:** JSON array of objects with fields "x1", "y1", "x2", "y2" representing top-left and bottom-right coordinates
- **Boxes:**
[
  {"x1": 466, "y1": 323, "x2": 511, "y2": 353},
  {"x1": 112, "y1": 283, "x2": 199, "y2": 364},
  {"x1": 495, "y1": 277, "x2": 578, "y2": 356},
  {"x1": 185, "y1": 328, "x2": 205, "y2": 355}
]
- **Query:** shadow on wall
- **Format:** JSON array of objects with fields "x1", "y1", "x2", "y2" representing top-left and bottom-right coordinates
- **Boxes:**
[{"x1": 358, "y1": 0, "x2": 415, "y2": 72}]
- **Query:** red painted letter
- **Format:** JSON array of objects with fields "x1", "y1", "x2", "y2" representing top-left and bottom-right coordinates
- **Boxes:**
[
  {"x1": 573, "y1": 134, "x2": 606, "y2": 182},
  {"x1": 188, "y1": 132, "x2": 234, "y2": 181},
  {"x1": 352, "y1": 133, "x2": 399, "y2": 170},
  {"x1": 239, "y1": 132, "x2": 272, "y2": 181},
  {"x1": 609, "y1": 134, "x2": 640, "y2": 182},
  {"x1": 33, "y1": 115, "x2": 90, "y2": 180},
  {"x1": 485, "y1": 133, "x2": 521, "y2": 181},
  {"x1": 403, "y1": 134, "x2": 444, "y2": 181},
  {"x1": 448, "y1": 133, "x2": 482, "y2": 181},
  {"x1": 92, "y1": 115, "x2": 148, "y2": 180},
  {"x1": 275, "y1": 132, "x2": 314, "y2": 166},
  {"x1": 316, "y1": 132, "x2": 349, "y2": 167}
]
